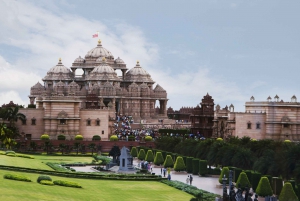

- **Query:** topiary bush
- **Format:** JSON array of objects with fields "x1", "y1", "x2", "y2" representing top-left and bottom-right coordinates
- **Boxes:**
[
  {"x1": 53, "y1": 180, "x2": 82, "y2": 188},
  {"x1": 174, "y1": 156, "x2": 186, "y2": 172},
  {"x1": 186, "y1": 157, "x2": 193, "y2": 173},
  {"x1": 110, "y1": 135, "x2": 118, "y2": 141},
  {"x1": 279, "y1": 182, "x2": 298, "y2": 201},
  {"x1": 5, "y1": 150, "x2": 15, "y2": 155},
  {"x1": 234, "y1": 168, "x2": 242, "y2": 182},
  {"x1": 236, "y1": 172, "x2": 251, "y2": 190},
  {"x1": 37, "y1": 175, "x2": 52, "y2": 183},
  {"x1": 130, "y1": 147, "x2": 138, "y2": 158},
  {"x1": 57, "y1": 135, "x2": 66, "y2": 140},
  {"x1": 154, "y1": 152, "x2": 164, "y2": 166},
  {"x1": 145, "y1": 136, "x2": 152, "y2": 141},
  {"x1": 145, "y1": 150, "x2": 154, "y2": 162},
  {"x1": 3, "y1": 173, "x2": 31, "y2": 182},
  {"x1": 272, "y1": 177, "x2": 283, "y2": 195},
  {"x1": 40, "y1": 134, "x2": 50, "y2": 140},
  {"x1": 251, "y1": 172, "x2": 262, "y2": 191},
  {"x1": 92, "y1": 135, "x2": 101, "y2": 141},
  {"x1": 216, "y1": 138, "x2": 223, "y2": 141},
  {"x1": 163, "y1": 155, "x2": 174, "y2": 168},
  {"x1": 256, "y1": 176, "x2": 273, "y2": 197},
  {"x1": 40, "y1": 180, "x2": 54, "y2": 186},
  {"x1": 219, "y1": 167, "x2": 230, "y2": 184},
  {"x1": 74, "y1": 135, "x2": 83, "y2": 141},
  {"x1": 137, "y1": 149, "x2": 146, "y2": 160},
  {"x1": 244, "y1": 170, "x2": 252, "y2": 184},
  {"x1": 128, "y1": 135, "x2": 135, "y2": 141},
  {"x1": 199, "y1": 160, "x2": 208, "y2": 176},
  {"x1": 192, "y1": 159, "x2": 200, "y2": 175}
]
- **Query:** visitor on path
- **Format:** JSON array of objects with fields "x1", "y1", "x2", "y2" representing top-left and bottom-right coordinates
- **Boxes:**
[
  {"x1": 186, "y1": 175, "x2": 189, "y2": 184},
  {"x1": 161, "y1": 168, "x2": 162, "y2": 175},
  {"x1": 163, "y1": 168, "x2": 166, "y2": 177},
  {"x1": 167, "y1": 174, "x2": 171, "y2": 181},
  {"x1": 189, "y1": 175, "x2": 193, "y2": 185}
]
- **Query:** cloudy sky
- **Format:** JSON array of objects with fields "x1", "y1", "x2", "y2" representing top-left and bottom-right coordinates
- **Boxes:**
[{"x1": 0, "y1": 0, "x2": 299, "y2": 111}]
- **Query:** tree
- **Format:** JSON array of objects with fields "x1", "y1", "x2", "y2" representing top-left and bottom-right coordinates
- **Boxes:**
[
  {"x1": 219, "y1": 167, "x2": 230, "y2": 184},
  {"x1": 279, "y1": 182, "x2": 298, "y2": 201},
  {"x1": 154, "y1": 152, "x2": 164, "y2": 166},
  {"x1": 137, "y1": 149, "x2": 146, "y2": 160},
  {"x1": 255, "y1": 177, "x2": 273, "y2": 197},
  {"x1": 59, "y1": 143, "x2": 66, "y2": 155},
  {"x1": 29, "y1": 141, "x2": 38, "y2": 152},
  {"x1": 88, "y1": 143, "x2": 96, "y2": 155},
  {"x1": 109, "y1": 146, "x2": 121, "y2": 164},
  {"x1": 145, "y1": 150, "x2": 154, "y2": 162},
  {"x1": 163, "y1": 155, "x2": 174, "y2": 168},
  {"x1": 174, "y1": 156, "x2": 186, "y2": 172},
  {"x1": 74, "y1": 135, "x2": 83, "y2": 141},
  {"x1": 236, "y1": 172, "x2": 251, "y2": 190},
  {"x1": 130, "y1": 147, "x2": 138, "y2": 158},
  {"x1": 41, "y1": 134, "x2": 51, "y2": 154},
  {"x1": 0, "y1": 123, "x2": 14, "y2": 149},
  {"x1": 73, "y1": 142, "x2": 81, "y2": 155},
  {"x1": 4, "y1": 107, "x2": 26, "y2": 128}
]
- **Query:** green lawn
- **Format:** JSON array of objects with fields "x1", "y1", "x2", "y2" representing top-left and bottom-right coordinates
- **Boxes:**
[
  {"x1": 0, "y1": 153, "x2": 93, "y2": 170},
  {"x1": 0, "y1": 169, "x2": 193, "y2": 201}
]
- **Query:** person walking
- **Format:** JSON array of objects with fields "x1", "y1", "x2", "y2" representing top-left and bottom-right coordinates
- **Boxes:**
[
  {"x1": 186, "y1": 175, "x2": 189, "y2": 184},
  {"x1": 189, "y1": 175, "x2": 193, "y2": 185},
  {"x1": 163, "y1": 168, "x2": 166, "y2": 177}
]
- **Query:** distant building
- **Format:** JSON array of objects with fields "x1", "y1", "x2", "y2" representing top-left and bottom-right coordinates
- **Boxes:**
[
  {"x1": 190, "y1": 93, "x2": 215, "y2": 138},
  {"x1": 167, "y1": 106, "x2": 194, "y2": 122},
  {"x1": 213, "y1": 95, "x2": 300, "y2": 140}
]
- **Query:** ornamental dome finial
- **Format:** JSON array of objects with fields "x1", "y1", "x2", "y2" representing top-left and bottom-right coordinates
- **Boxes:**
[
  {"x1": 59, "y1": 58, "x2": 61, "y2": 62},
  {"x1": 102, "y1": 57, "x2": 106, "y2": 61},
  {"x1": 98, "y1": 39, "x2": 101, "y2": 45}
]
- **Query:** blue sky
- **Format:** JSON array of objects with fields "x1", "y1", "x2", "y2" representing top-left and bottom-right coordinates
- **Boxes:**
[{"x1": 0, "y1": 0, "x2": 299, "y2": 111}]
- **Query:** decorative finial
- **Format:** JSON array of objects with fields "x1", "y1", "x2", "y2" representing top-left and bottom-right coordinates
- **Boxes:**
[
  {"x1": 137, "y1": 60, "x2": 139, "y2": 64},
  {"x1": 59, "y1": 58, "x2": 61, "y2": 62},
  {"x1": 98, "y1": 39, "x2": 101, "y2": 44},
  {"x1": 102, "y1": 57, "x2": 106, "y2": 61}
]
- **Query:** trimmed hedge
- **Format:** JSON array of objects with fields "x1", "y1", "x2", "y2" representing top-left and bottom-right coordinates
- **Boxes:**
[
  {"x1": 74, "y1": 135, "x2": 83, "y2": 141},
  {"x1": 16, "y1": 154, "x2": 34, "y2": 159},
  {"x1": 154, "y1": 152, "x2": 164, "y2": 166},
  {"x1": 128, "y1": 135, "x2": 135, "y2": 141},
  {"x1": 251, "y1": 172, "x2": 261, "y2": 191},
  {"x1": 137, "y1": 149, "x2": 146, "y2": 160},
  {"x1": 57, "y1": 135, "x2": 66, "y2": 140},
  {"x1": 110, "y1": 135, "x2": 118, "y2": 141},
  {"x1": 219, "y1": 167, "x2": 229, "y2": 184},
  {"x1": 236, "y1": 172, "x2": 251, "y2": 190},
  {"x1": 256, "y1": 177, "x2": 273, "y2": 197},
  {"x1": 92, "y1": 135, "x2": 101, "y2": 141},
  {"x1": 174, "y1": 156, "x2": 186, "y2": 172},
  {"x1": 145, "y1": 136, "x2": 152, "y2": 141},
  {"x1": 163, "y1": 155, "x2": 174, "y2": 168},
  {"x1": 199, "y1": 160, "x2": 208, "y2": 176},
  {"x1": 53, "y1": 180, "x2": 82, "y2": 188},
  {"x1": 130, "y1": 147, "x2": 138, "y2": 158},
  {"x1": 234, "y1": 168, "x2": 242, "y2": 182},
  {"x1": 5, "y1": 150, "x2": 15, "y2": 155},
  {"x1": 186, "y1": 157, "x2": 193, "y2": 173},
  {"x1": 161, "y1": 151, "x2": 167, "y2": 160},
  {"x1": 192, "y1": 159, "x2": 200, "y2": 175},
  {"x1": 3, "y1": 173, "x2": 31, "y2": 182},
  {"x1": 272, "y1": 177, "x2": 283, "y2": 195},
  {"x1": 37, "y1": 175, "x2": 52, "y2": 183},
  {"x1": 40, "y1": 180, "x2": 54, "y2": 186},
  {"x1": 244, "y1": 170, "x2": 252, "y2": 184},
  {"x1": 145, "y1": 150, "x2": 154, "y2": 162},
  {"x1": 279, "y1": 182, "x2": 298, "y2": 201}
]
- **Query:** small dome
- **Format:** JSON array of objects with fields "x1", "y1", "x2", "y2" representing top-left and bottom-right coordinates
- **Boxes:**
[
  {"x1": 47, "y1": 59, "x2": 71, "y2": 74},
  {"x1": 114, "y1": 57, "x2": 124, "y2": 64},
  {"x1": 95, "y1": 56, "x2": 105, "y2": 63},
  {"x1": 43, "y1": 59, "x2": 73, "y2": 81},
  {"x1": 86, "y1": 59, "x2": 120, "y2": 81},
  {"x1": 125, "y1": 61, "x2": 153, "y2": 83},
  {"x1": 74, "y1": 56, "x2": 85, "y2": 63},
  {"x1": 85, "y1": 40, "x2": 114, "y2": 58}
]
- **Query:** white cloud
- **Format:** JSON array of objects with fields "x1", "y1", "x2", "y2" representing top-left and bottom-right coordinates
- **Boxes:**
[{"x1": 0, "y1": 91, "x2": 27, "y2": 106}]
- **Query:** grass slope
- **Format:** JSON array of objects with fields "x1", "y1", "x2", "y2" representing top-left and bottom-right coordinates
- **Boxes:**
[{"x1": 0, "y1": 170, "x2": 192, "y2": 201}]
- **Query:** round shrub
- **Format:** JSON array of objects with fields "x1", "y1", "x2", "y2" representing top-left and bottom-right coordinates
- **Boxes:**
[
  {"x1": 199, "y1": 160, "x2": 208, "y2": 176},
  {"x1": 145, "y1": 136, "x2": 152, "y2": 141},
  {"x1": 236, "y1": 172, "x2": 251, "y2": 190},
  {"x1": 216, "y1": 138, "x2": 223, "y2": 141},
  {"x1": 192, "y1": 159, "x2": 200, "y2": 175},
  {"x1": 128, "y1": 135, "x2": 135, "y2": 141},
  {"x1": 37, "y1": 175, "x2": 52, "y2": 183},
  {"x1": 5, "y1": 150, "x2": 15, "y2": 155},
  {"x1": 174, "y1": 156, "x2": 186, "y2": 172},
  {"x1": 92, "y1": 135, "x2": 101, "y2": 141},
  {"x1": 130, "y1": 147, "x2": 138, "y2": 158},
  {"x1": 137, "y1": 149, "x2": 146, "y2": 160},
  {"x1": 154, "y1": 152, "x2": 164, "y2": 166},
  {"x1": 41, "y1": 134, "x2": 50, "y2": 140},
  {"x1": 256, "y1": 177, "x2": 273, "y2": 197},
  {"x1": 74, "y1": 135, "x2": 83, "y2": 141},
  {"x1": 284, "y1": 139, "x2": 291, "y2": 143},
  {"x1": 163, "y1": 155, "x2": 174, "y2": 168},
  {"x1": 40, "y1": 180, "x2": 54, "y2": 186},
  {"x1": 145, "y1": 150, "x2": 154, "y2": 162},
  {"x1": 279, "y1": 182, "x2": 298, "y2": 201},
  {"x1": 57, "y1": 135, "x2": 66, "y2": 140},
  {"x1": 186, "y1": 157, "x2": 193, "y2": 173},
  {"x1": 110, "y1": 135, "x2": 118, "y2": 141},
  {"x1": 219, "y1": 167, "x2": 230, "y2": 184}
]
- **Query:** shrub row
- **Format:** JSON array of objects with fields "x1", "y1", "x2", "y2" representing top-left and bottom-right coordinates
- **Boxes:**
[
  {"x1": 158, "y1": 129, "x2": 190, "y2": 134},
  {"x1": 161, "y1": 180, "x2": 219, "y2": 200},
  {"x1": 16, "y1": 154, "x2": 34, "y2": 159},
  {"x1": 40, "y1": 180, "x2": 54, "y2": 185},
  {"x1": 5, "y1": 150, "x2": 15, "y2": 155},
  {"x1": 53, "y1": 180, "x2": 82, "y2": 188},
  {"x1": 92, "y1": 155, "x2": 112, "y2": 165},
  {"x1": 46, "y1": 162, "x2": 71, "y2": 172},
  {"x1": 3, "y1": 173, "x2": 31, "y2": 182}
]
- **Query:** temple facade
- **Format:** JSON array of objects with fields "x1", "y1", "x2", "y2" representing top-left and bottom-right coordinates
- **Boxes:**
[
  {"x1": 213, "y1": 95, "x2": 300, "y2": 140},
  {"x1": 16, "y1": 40, "x2": 168, "y2": 140}
]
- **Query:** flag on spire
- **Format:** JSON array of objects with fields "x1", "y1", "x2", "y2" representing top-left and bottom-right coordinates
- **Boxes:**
[{"x1": 92, "y1": 31, "x2": 99, "y2": 38}]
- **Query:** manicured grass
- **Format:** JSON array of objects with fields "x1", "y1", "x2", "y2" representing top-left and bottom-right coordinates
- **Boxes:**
[
  {"x1": 0, "y1": 169, "x2": 193, "y2": 201},
  {"x1": 0, "y1": 154, "x2": 93, "y2": 170}
]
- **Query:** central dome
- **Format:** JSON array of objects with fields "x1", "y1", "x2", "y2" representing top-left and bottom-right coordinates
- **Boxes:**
[
  {"x1": 86, "y1": 58, "x2": 120, "y2": 81},
  {"x1": 85, "y1": 40, "x2": 114, "y2": 59}
]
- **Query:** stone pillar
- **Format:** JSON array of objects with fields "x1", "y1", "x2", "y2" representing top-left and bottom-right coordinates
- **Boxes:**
[
  {"x1": 29, "y1": 96, "x2": 36, "y2": 104},
  {"x1": 121, "y1": 69, "x2": 127, "y2": 80}
]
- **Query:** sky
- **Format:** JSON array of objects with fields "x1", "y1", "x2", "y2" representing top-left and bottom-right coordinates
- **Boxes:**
[{"x1": 0, "y1": 0, "x2": 299, "y2": 111}]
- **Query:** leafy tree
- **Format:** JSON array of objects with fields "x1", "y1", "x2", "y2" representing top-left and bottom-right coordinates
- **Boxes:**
[
  {"x1": 207, "y1": 140, "x2": 226, "y2": 166},
  {"x1": 58, "y1": 143, "x2": 66, "y2": 155},
  {"x1": 109, "y1": 146, "x2": 121, "y2": 163},
  {"x1": 163, "y1": 155, "x2": 174, "y2": 168},
  {"x1": 4, "y1": 107, "x2": 26, "y2": 128},
  {"x1": 219, "y1": 167, "x2": 229, "y2": 184},
  {"x1": 137, "y1": 149, "x2": 146, "y2": 160},
  {"x1": 0, "y1": 123, "x2": 14, "y2": 149},
  {"x1": 236, "y1": 172, "x2": 251, "y2": 190},
  {"x1": 130, "y1": 147, "x2": 138, "y2": 158},
  {"x1": 110, "y1": 135, "x2": 118, "y2": 141},
  {"x1": 40, "y1": 134, "x2": 50, "y2": 140},
  {"x1": 73, "y1": 142, "x2": 81, "y2": 155},
  {"x1": 174, "y1": 156, "x2": 186, "y2": 172},
  {"x1": 41, "y1": 134, "x2": 51, "y2": 154},
  {"x1": 154, "y1": 152, "x2": 164, "y2": 165},
  {"x1": 232, "y1": 147, "x2": 254, "y2": 170},
  {"x1": 29, "y1": 141, "x2": 38, "y2": 152},
  {"x1": 256, "y1": 177, "x2": 273, "y2": 197},
  {"x1": 88, "y1": 143, "x2": 96, "y2": 155},
  {"x1": 279, "y1": 182, "x2": 298, "y2": 201},
  {"x1": 145, "y1": 150, "x2": 154, "y2": 162}
]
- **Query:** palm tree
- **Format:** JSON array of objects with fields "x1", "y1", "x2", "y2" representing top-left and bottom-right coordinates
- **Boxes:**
[
  {"x1": 4, "y1": 107, "x2": 26, "y2": 128},
  {"x1": 0, "y1": 123, "x2": 14, "y2": 149},
  {"x1": 88, "y1": 143, "x2": 96, "y2": 155}
]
